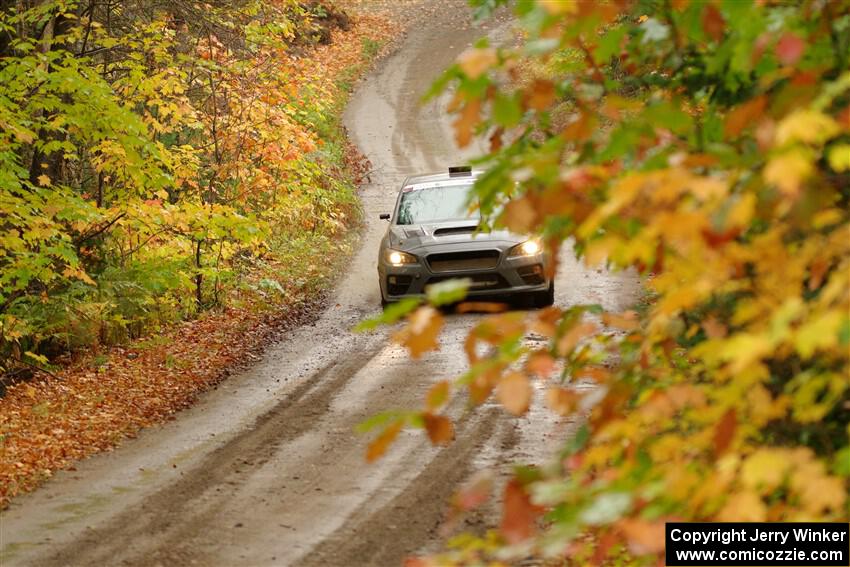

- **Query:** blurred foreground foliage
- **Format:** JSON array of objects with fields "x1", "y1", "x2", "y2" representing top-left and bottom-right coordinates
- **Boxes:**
[{"x1": 370, "y1": 0, "x2": 849, "y2": 564}]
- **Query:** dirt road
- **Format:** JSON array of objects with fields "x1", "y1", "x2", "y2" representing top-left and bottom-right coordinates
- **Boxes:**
[{"x1": 0, "y1": 4, "x2": 639, "y2": 566}]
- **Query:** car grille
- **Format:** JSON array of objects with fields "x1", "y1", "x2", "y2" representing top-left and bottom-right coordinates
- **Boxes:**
[
  {"x1": 426, "y1": 250, "x2": 500, "y2": 273},
  {"x1": 427, "y1": 273, "x2": 509, "y2": 290}
]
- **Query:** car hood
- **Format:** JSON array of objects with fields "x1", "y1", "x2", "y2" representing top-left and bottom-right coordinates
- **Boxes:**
[{"x1": 388, "y1": 220, "x2": 523, "y2": 252}]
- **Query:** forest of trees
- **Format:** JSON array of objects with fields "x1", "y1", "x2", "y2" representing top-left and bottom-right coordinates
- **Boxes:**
[{"x1": 0, "y1": 0, "x2": 364, "y2": 378}]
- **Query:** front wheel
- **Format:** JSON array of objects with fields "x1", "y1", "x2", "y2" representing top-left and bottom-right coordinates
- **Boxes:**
[{"x1": 532, "y1": 283, "x2": 555, "y2": 308}]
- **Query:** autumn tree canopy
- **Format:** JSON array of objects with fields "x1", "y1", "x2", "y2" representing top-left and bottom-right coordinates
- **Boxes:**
[{"x1": 0, "y1": 0, "x2": 365, "y2": 375}]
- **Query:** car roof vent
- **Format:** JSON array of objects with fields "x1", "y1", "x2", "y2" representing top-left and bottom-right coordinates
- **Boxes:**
[
  {"x1": 434, "y1": 225, "x2": 478, "y2": 236},
  {"x1": 448, "y1": 165, "x2": 472, "y2": 177}
]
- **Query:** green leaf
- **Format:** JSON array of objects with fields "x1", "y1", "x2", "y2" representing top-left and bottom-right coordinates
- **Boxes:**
[
  {"x1": 833, "y1": 446, "x2": 850, "y2": 477},
  {"x1": 579, "y1": 492, "x2": 633, "y2": 525},
  {"x1": 355, "y1": 410, "x2": 412, "y2": 434},
  {"x1": 493, "y1": 92, "x2": 523, "y2": 127},
  {"x1": 354, "y1": 297, "x2": 421, "y2": 331},
  {"x1": 426, "y1": 278, "x2": 470, "y2": 306},
  {"x1": 642, "y1": 102, "x2": 693, "y2": 134},
  {"x1": 593, "y1": 25, "x2": 627, "y2": 64}
]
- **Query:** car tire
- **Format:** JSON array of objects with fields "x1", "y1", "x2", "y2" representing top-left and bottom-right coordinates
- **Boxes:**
[{"x1": 532, "y1": 283, "x2": 555, "y2": 308}]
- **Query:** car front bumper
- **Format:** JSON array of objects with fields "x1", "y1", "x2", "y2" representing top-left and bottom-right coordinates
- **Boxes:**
[{"x1": 378, "y1": 253, "x2": 550, "y2": 301}]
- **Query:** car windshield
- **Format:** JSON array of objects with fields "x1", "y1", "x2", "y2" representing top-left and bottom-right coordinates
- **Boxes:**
[{"x1": 396, "y1": 183, "x2": 477, "y2": 225}]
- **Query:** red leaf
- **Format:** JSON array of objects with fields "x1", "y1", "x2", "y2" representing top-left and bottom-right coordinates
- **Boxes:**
[
  {"x1": 702, "y1": 4, "x2": 725, "y2": 42},
  {"x1": 500, "y1": 479, "x2": 542, "y2": 544},
  {"x1": 776, "y1": 33, "x2": 805, "y2": 66},
  {"x1": 724, "y1": 95, "x2": 767, "y2": 138},
  {"x1": 452, "y1": 470, "x2": 493, "y2": 512}
]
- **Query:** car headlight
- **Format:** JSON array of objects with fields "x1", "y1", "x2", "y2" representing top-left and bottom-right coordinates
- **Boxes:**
[
  {"x1": 508, "y1": 238, "x2": 543, "y2": 257},
  {"x1": 385, "y1": 249, "x2": 417, "y2": 266}
]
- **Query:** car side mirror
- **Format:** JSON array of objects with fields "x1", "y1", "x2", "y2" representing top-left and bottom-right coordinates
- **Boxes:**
[{"x1": 379, "y1": 213, "x2": 391, "y2": 221}]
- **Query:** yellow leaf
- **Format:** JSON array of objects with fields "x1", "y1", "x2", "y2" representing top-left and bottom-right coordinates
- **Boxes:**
[
  {"x1": 827, "y1": 144, "x2": 850, "y2": 172},
  {"x1": 726, "y1": 192, "x2": 756, "y2": 229},
  {"x1": 37, "y1": 174, "x2": 51, "y2": 187},
  {"x1": 763, "y1": 149, "x2": 813, "y2": 197},
  {"x1": 741, "y1": 449, "x2": 789, "y2": 492},
  {"x1": 538, "y1": 0, "x2": 578, "y2": 15},
  {"x1": 794, "y1": 311, "x2": 843, "y2": 358},
  {"x1": 776, "y1": 110, "x2": 839, "y2": 146},
  {"x1": 457, "y1": 47, "x2": 497, "y2": 79},
  {"x1": 718, "y1": 490, "x2": 766, "y2": 522}
]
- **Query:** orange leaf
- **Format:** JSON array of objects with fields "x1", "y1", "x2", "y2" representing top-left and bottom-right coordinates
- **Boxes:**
[
  {"x1": 457, "y1": 47, "x2": 497, "y2": 79},
  {"x1": 601, "y1": 310, "x2": 639, "y2": 331},
  {"x1": 453, "y1": 99, "x2": 481, "y2": 148},
  {"x1": 562, "y1": 111, "x2": 596, "y2": 141},
  {"x1": 489, "y1": 127, "x2": 504, "y2": 152},
  {"x1": 501, "y1": 196, "x2": 537, "y2": 233},
  {"x1": 497, "y1": 372, "x2": 531, "y2": 415},
  {"x1": 393, "y1": 306, "x2": 444, "y2": 358},
  {"x1": 525, "y1": 79, "x2": 556, "y2": 111},
  {"x1": 556, "y1": 321, "x2": 598, "y2": 356},
  {"x1": 545, "y1": 387, "x2": 579, "y2": 416},
  {"x1": 456, "y1": 301, "x2": 507, "y2": 314},
  {"x1": 423, "y1": 413, "x2": 454, "y2": 445},
  {"x1": 619, "y1": 518, "x2": 667, "y2": 555},
  {"x1": 366, "y1": 420, "x2": 403, "y2": 462},
  {"x1": 469, "y1": 364, "x2": 502, "y2": 404},
  {"x1": 702, "y1": 316, "x2": 727, "y2": 339},
  {"x1": 526, "y1": 351, "x2": 556, "y2": 378},
  {"x1": 713, "y1": 408, "x2": 737, "y2": 455},
  {"x1": 724, "y1": 95, "x2": 767, "y2": 138},
  {"x1": 501, "y1": 479, "x2": 542, "y2": 544},
  {"x1": 576, "y1": 366, "x2": 610, "y2": 383}
]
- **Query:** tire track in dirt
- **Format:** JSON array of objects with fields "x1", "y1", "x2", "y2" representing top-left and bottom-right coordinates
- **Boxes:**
[
  {"x1": 35, "y1": 344, "x2": 384, "y2": 566},
  {"x1": 299, "y1": 406, "x2": 515, "y2": 567}
]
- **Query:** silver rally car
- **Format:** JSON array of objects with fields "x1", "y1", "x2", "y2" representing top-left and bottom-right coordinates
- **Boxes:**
[{"x1": 377, "y1": 167, "x2": 554, "y2": 307}]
